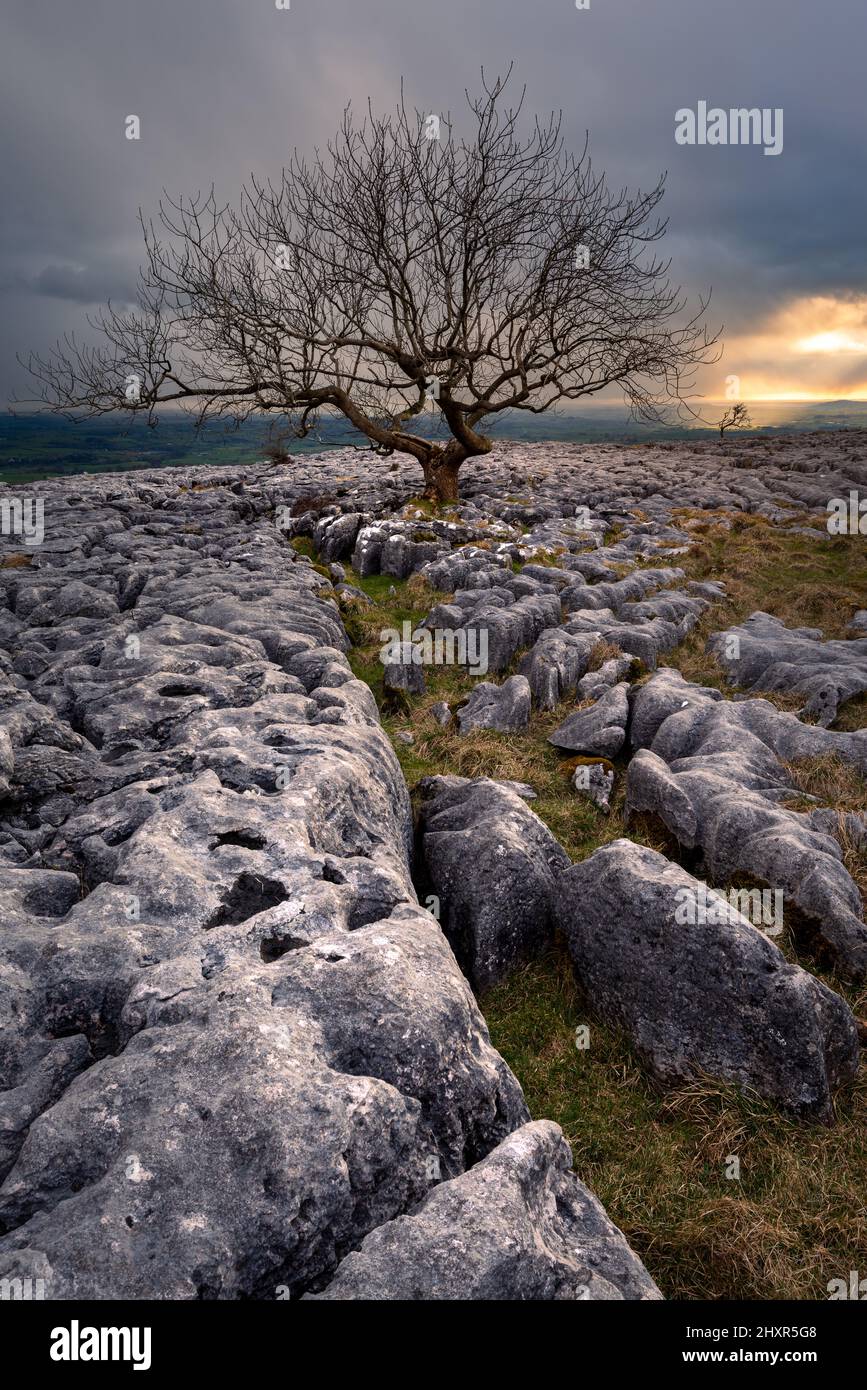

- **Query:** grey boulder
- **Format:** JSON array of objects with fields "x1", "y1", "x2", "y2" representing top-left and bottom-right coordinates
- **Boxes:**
[
  {"x1": 418, "y1": 776, "x2": 570, "y2": 990},
  {"x1": 306, "y1": 1121, "x2": 661, "y2": 1301},
  {"x1": 519, "y1": 629, "x2": 601, "y2": 710},
  {"x1": 548, "y1": 682, "x2": 630, "y2": 757},
  {"x1": 571, "y1": 760, "x2": 615, "y2": 814},
  {"x1": 555, "y1": 840, "x2": 859, "y2": 1122},
  {"x1": 382, "y1": 641, "x2": 427, "y2": 698},
  {"x1": 575, "y1": 655, "x2": 635, "y2": 701},
  {"x1": 456, "y1": 676, "x2": 531, "y2": 734}
]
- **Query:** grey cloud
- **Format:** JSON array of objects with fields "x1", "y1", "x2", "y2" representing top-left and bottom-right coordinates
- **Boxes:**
[{"x1": 31, "y1": 263, "x2": 138, "y2": 304}]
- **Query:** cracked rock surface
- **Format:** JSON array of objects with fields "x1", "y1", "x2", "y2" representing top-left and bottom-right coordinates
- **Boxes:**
[
  {"x1": 2, "y1": 432, "x2": 864, "y2": 1298},
  {"x1": 708, "y1": 611, "x2": 867, "y2": 727},
  {"x1": 306, "y1": 1120, "x2": 662, "y2": 1301},
  {"x1": 627, "y1": 667, "x2": 867, "y2": 980},
  {"x1": 0, "y1": 454, "x2": 667, "y2": 1300},
  {"x1": 456, "y1": 675, "x2": 532, "y2": 734},
  {"x1": 418, "y1": 776, "x2": 570, "y2": 991},
  {"x1": 548, "y1": 681, "x2": 631, "y2": 757}
]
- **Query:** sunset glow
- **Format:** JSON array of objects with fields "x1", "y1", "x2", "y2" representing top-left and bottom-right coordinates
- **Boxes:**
[{"x1": 715, "y1": 295, "x2": 867, "y2": 401}]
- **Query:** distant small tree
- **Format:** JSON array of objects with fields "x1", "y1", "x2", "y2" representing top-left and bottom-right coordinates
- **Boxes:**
[
  {"x1": 262, "y1": 422, "x2": 292, "y2": 467},
  {"x1": 718, "y1": 402, "x2": 753, "y2": 441},
  {"x1": 18, "y1": 70, "x2": 719, "y2": 502}
]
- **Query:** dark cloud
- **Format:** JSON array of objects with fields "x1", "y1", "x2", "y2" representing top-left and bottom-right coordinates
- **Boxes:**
[
  {"x1": 1, "y1": 0, "x2": 865, "y2": 403},
  {"x1": 30, "y1": 262, "x2": 138, "y2": 304}
]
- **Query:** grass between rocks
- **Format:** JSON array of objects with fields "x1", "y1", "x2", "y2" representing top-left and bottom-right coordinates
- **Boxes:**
[
  {"x1": 485, "y1": 948, "x2": 867, "y2": 1301},
  {"x1": 311, "y1": 518, "x2": 867, "y2": 1302}
]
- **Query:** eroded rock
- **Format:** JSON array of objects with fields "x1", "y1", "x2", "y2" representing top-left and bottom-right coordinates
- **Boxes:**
[
  {"x1": 306, "y1": 1121, "x2": 661, "y2": 1301},
  {"x1": 456, "y1": 676, "x2": 532, "y2": 734},
  {"x1": 555, "y1": 839, "x2": 859, "y2": 1120},
  {"x1": 418, "y1": 776, "x2": 570, "y2": 990},
  {"x1": 549, "y1": 683, "x2": 630, "y2": 757},
  {"x1": 626, "y1": 668, "x2": 867, "y2": 979},
  {"x1": 708, "y1": 612, "x2": 867, "y2": 727}
]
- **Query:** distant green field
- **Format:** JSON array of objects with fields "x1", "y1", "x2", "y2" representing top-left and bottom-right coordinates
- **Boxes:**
[
  {"x1": 3, "y1": 403, "x2": 866, "y2": 485},
  {"x1": 0, "y1": 415, "x2": 340, "y2": 485}
]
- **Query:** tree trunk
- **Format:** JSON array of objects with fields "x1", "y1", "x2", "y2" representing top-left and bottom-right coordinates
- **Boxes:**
[
  {"x1": 419, "y1": 433, "x2": 492, "y2": 503},
  {"x1": 422, "y1": 454, "x2": 463, "y2": 503}
]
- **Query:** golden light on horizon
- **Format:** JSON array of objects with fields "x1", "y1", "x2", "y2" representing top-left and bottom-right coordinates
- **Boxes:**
[
  {"x1": 795, "y1": 330, "x2": 867, "y2": 355},
  {"x1": 716, "y1": 294, "x2": 867, "y2": 402}
]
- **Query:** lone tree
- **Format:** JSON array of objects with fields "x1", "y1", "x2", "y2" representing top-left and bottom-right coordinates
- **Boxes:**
[
  {"x1": 20, "y1": 71, "x2": 719, "y2": 503},
  {"x1": 718, "y1": 401, "x2": 753, "y2": 441}
]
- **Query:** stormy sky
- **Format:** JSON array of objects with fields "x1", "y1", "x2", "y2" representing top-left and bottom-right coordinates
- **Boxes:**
[{"x1": 1, "y1": 0, "x2": 865, "y2": 407}]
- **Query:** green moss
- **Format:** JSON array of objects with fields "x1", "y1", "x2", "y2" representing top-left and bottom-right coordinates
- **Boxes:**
[{"x1": 290, "y1": 536, "x2": 316, "y2": 558}]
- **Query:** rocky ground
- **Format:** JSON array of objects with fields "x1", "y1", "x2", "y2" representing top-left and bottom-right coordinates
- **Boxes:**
[{"x1": 0, "y1": 430, "x2": 865, "y2": 1300}]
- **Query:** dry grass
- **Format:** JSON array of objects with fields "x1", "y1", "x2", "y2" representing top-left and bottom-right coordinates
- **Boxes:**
[
  {"x1": 783, "y1": 755, "x2": 867, "y2": 814},
  {"x1": 835, "y1": 692, "x2": 867, "y2": 733},
  {"x1": 837, "y1": 824, "x2": 867, "y2": 909},
  {"x1": 780, "y1": 758, "x2": 867, "y2": 909},
  {"x1": 586, "y1": 639, "x2": 625, "y2": 671},
  {"x1": 483, "y1": 947, "x2": 867, "y2": 1300},
  {"x1": 674, "y1": 511, "x2": 867, "y2": 644},
  {"x1": 652, "y1": 514, "x2": 867, "y2": 734}
]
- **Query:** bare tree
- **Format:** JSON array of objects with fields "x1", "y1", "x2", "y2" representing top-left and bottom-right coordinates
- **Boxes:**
[
  {"x1": 19, "y1": 70, "x2": 720, "y2": 502},
  {"x1": 718, "y1": 401, "x2": 753, "y2": 441},
  {"x1": 261, "y1": 421, "x2": 293, "y2": 467}
]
